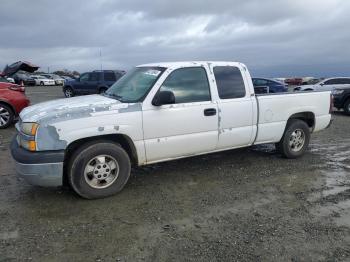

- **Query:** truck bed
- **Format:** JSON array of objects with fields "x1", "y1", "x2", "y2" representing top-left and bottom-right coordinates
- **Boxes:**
[{"x1": 254, "y1": 91, "x2": 332, "y2": 144}]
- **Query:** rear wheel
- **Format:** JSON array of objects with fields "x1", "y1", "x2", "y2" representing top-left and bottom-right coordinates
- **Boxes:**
[
  {"x1": 343, "y1": 99, "x2": 350, "y2": 115},
  {"x1": 276, "y1": 119, "x2": 310, "y2": 158},
  {"x1": 68, "y1": 141, "x2": 131, "y2": 199},
  {"x1": 64, "y1": 87, "x2": 74, "y2": 98},
  {"x1": 99, "y1": 87, "x2": 108, "y2": 94},
  {"x1": 0, "y1": 104, "x2": 14, "y2": 129}
]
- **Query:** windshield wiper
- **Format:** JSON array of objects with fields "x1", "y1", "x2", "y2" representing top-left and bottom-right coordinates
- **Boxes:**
[{"x1": 103, "y1": 93, "x2": 126, "y2": 102}]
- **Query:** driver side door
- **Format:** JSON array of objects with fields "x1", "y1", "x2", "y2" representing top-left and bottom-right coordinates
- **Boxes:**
[{"x1": 142, "y1": 67, "x2": 218, "y2": 163}]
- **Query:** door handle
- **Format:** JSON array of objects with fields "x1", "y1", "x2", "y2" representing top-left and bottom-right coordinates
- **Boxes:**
[{"x1": 204, "y1": 108, "x2": 217, "y2": 116}]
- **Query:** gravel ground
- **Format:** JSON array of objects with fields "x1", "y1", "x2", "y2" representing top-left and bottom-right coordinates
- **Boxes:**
[{"x1": 1, "y1": 86, "x2": 350, "y2": 262}]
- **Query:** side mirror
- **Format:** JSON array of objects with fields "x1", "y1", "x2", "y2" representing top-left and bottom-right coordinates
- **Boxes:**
[{"x1": 152, "y1": 90, "x2": 175, "y2": 106}]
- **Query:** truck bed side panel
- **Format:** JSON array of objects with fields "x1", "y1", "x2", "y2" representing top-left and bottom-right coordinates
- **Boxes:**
[{"x1": 254, "y1": 92, "x2": 331, "y2": 144}]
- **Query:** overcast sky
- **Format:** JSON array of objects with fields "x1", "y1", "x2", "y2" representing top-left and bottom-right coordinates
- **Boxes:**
[{"x1": 0, "y1": 0, "x2": 349, "y2": 77}]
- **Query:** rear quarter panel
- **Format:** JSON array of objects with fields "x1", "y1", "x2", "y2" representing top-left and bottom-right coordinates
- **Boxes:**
[{"x1": 255, "y1": 92, "x2": 331, "y2": 144}]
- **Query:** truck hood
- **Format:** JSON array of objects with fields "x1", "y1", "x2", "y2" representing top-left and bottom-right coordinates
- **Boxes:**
[{"x1": 20, "y1": 94, "x2": 140, "y2": 124}]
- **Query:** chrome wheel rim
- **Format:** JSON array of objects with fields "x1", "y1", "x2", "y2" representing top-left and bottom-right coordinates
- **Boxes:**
[
  {"x1": 84, "y1": 155, "x2": 119, "y2": 189},
  {"x1": 65, "y1": 89, "x2": 72, "y2": 97},
  {"x1": 0, "y1": 106, "x2": 10, "y2": 127},
  {"x1": 289, "y1": 129, "x2": 305, "y2": 152}
]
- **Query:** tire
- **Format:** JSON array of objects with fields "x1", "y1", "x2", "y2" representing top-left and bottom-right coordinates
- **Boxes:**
[
  {"x1": 68, "y1": 141, "x2": 131, "y2": 199},
  {"x1": 0, "y1": 103, "x2": 14, "y2": 129},
  {"x1": 99, "y1": 87, "x2": 108, "y2": 94},
  {"x1": 276, "y1": 119, "x2": 310, "y2": 159},
  {"x1": 40, "y1": 82, "x2": 44, "y2": 86},
  {"x1": 63, "y1": 87, "x2": 74, "y2": 98},
  {"x1": 343, "y1": 99, "x2": 350, "y2": 115}
]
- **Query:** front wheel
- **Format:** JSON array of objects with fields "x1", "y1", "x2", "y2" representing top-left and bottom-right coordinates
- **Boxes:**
[
  {"x1": 276, "y1": 119, "x2": 310, "y2": 158},
  {"x1": 40, "y1": 81, "x2": 44, "y2": 86},
  {"x1": 0, "y1": 104, "x2": 14, "y2": 129},
  {"x1": 63, "y1": 87, "x2": 74, "y2": 98},
  {"x1": 68, "y1": 141, "x2": 131, "y2": 199}
]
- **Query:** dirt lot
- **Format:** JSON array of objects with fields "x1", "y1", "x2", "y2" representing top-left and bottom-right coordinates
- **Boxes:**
[{"x1": 1, "y1": 86, "x2": 350, "y2": 261}]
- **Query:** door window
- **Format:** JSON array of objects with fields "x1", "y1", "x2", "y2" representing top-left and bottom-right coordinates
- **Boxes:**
[
  {"x1": 159, "y1": 67, "x2": 211, "y2": 104},
  {"x1": 214, "y1": 66, "x2": 246, "y2": 99},
  {"x1": 80, "y1": 73, "x2": 89, "y2": 82}
]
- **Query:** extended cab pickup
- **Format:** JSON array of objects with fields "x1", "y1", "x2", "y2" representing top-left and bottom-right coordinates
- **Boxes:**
[{"x1": 11, "y1": 62, "x2": 332, "y2": 199}]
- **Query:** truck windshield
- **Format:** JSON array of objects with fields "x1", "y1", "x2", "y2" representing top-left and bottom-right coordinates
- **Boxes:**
[{"x1": 104, "y1": 67, "x2": 166, "y2": 102}]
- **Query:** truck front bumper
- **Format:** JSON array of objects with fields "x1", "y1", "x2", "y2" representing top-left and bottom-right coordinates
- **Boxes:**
[{"x1": 10, "y1": 138, "x2": 65, "y2": 187}]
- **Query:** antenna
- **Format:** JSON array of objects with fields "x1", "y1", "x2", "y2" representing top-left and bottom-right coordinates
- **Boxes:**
[{"x1": 100, "y1": 48, "x2": 102, "y2": 71}]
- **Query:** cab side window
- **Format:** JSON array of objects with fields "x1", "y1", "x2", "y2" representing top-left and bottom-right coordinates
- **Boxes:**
[
  {"x1": 214, "y1": 66, "x2": 246, "y2": 99},
  {"x1": 159, "y1": 67, "x2": 211, "y2": 104}
]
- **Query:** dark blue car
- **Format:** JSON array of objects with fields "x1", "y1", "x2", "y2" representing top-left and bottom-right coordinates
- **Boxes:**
[
  {"x1": 63, "y1": 70, "x2": 125, "y2": 97},
  {"x1": 252, "y1": 78, "x2": 288, "y2": 94}
]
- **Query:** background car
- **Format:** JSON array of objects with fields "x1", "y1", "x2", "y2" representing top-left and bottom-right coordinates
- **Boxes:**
[
  {"x1": 11, "y1": 72, "x2": 36, "y2": 86},
  {"x1": 6, "y1": 77, "x2": 15, "y2": 83},
  {"x1": 0, "y1": 77, "x2": 30, "y2": 128},
  {"x1": 41, "y1": 74, "x2": 65, "y2": 85},
  {"x1": 294, "y1": 77, "x2": 350, "y2": 91},
  {"x1": 63, "y1": 70, "x2": 125, "y2": 97},
  {"x1": 30, "y1": 75, "x2": 56, "y2": 86},
  {"x1": 252, "y1": 78, "x2": 288, "y2": 93},
  {"x1": 61, "y1": 75, "x2": 75, "y2": 83},
  {"x1": 332, "y1": 88, "x2": 350, "y2": 115},
  {"x1": 285, "y1": 78, "x2": 303, "y2": 86}
]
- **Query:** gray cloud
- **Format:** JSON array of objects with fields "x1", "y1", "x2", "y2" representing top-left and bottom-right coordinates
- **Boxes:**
[{"x1": 0, "y1": 0, "x2": 349, "y2": 77}]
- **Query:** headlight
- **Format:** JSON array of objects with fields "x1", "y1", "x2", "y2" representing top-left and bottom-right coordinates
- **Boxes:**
[
  {"x1": 22, "y1": 122, "x2": 39, "y2": 136},
  {"x1": 19, "y1": 122, "x2": 39, "y2": 151},
  {"x1": 332, "y1": 90, "x2": 344, "y2": 95}
]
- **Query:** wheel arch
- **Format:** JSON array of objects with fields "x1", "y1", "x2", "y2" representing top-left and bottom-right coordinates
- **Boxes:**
[
  {"x1": 287, "y1": 111, "x2": 315, "y2": 131},
  {"x1": 63, "y1": 134, "x2": 138, "y2": 185},
  {"x1": 98, "y1": 86, "x2": 109, "y2": 92},
  {"x1": 0, "y1": 100, "x2": 16, "y2": 115}
]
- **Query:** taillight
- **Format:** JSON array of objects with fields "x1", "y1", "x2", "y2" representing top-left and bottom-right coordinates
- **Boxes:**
[
  {"x1": 9, "y1": 86, "x2": 25, "y2": 92},
  {"x1": 330, "y1": 94, "x2": 334, "y2": 113}
]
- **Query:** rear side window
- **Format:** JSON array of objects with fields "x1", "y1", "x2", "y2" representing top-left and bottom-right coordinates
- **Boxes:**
[
  {"x1": 214, "y1": 66, "x2": 246, "y2": 99},
  {"x1": 339, "y1": 78, "x2": 350, "y2": 84},
  {"x1": 253, "y1": 78, "x2": 268, "y2": 86},
  {"x1": 159, "y1": 67, "x2": 211, "y2": 104},
  {"x1": 324, "y1": 79, "x2": 340, "y2": 85},
  {"x1": 104, "y1": 72, "x2": 116, "y2": 81}
]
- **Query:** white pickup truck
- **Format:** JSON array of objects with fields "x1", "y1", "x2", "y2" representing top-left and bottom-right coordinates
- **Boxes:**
[{"x1": 11, "y1": 61, "x2": 332, "y2": 199}]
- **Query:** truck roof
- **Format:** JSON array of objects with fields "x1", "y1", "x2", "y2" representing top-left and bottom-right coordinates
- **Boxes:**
[{"x1": 138, "y1": 61, "x2": 242, "y2": 68}]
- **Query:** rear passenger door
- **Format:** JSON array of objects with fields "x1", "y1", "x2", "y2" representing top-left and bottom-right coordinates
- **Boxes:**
[
  {"x1": 86, "y1": 72, "x2": 101, "y2": 93},
  {"x1": 212, "y1": 65, "x2": 255, "y2": 150},
  {"x1": 104, "y1": 72, "x2": 117, "y2": 87}
]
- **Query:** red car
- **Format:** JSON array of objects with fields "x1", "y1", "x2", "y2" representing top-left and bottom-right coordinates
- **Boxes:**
[{"x1": 0, "y1": 76, "x2": 30, "y2": 128}]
